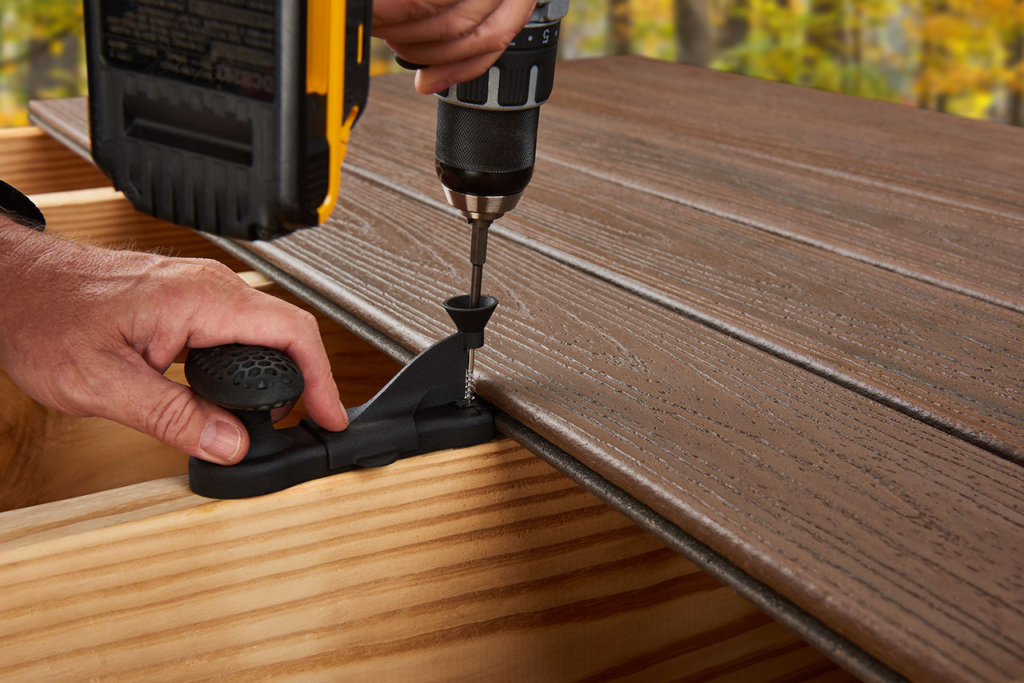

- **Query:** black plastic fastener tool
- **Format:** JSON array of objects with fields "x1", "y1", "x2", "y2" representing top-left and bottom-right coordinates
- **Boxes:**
[{"x1": 185, "y1": 298, "x2": 498, "y2": 499}]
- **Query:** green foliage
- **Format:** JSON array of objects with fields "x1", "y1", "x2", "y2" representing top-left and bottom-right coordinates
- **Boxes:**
[{"x1": 1, "y1": 0, "x2": 1020, "y2": 126}]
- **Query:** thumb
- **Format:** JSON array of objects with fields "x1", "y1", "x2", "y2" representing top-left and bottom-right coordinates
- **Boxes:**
[{"x1": 97, "y1": 362, "x2": 250, "y2": 464}]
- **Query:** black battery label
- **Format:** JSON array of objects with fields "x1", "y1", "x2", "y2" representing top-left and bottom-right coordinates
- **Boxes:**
[{"x1": 100, "y1": 0, "x2": 277, "y2": 101}]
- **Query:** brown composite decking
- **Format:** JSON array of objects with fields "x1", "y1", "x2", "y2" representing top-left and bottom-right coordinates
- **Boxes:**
[{"x1": 28, "y1": 56, "x2": 1024, "y2": 682}]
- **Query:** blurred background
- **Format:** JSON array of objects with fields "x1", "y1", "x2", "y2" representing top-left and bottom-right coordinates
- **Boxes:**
[{"x1": 0, "y1": 0, "x2": 1021, "y2": 128}]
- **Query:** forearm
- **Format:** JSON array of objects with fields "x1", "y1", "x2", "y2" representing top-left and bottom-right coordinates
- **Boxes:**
[
  {"x1": 0, "y1": 213, "x2": 52, "y2": 278},
  {"x1": 0, "y1": 216, "x2": 119, "y2": 335}
]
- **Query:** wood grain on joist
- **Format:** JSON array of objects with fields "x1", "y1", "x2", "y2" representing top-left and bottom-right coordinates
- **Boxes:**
[
  {"x1": 337, "y1": 78, "x2": 1024, "y2": 464},
  {"x1": 0, "y1": 126, "x2": 109, "y2": 195},
  {"x1": 30, "y1": 187, "x2": 247, "y2": 268},
  {"x1": 0, "y1": 440, "x2": 850, "y2": 683},
  {"x1": 235, "y1": 173, "x2": 1024, "y2": 683}
]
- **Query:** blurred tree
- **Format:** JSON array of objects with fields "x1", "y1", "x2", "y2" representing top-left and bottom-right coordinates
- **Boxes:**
[
  {"x1": 675, "y1": 0, "x2": 714, "y2": 65},
  {"x1": 1009, "y1": 23, "x2": 1022, "y2": 125},
  {"x1": 0, "y1": 0, "x2": 86, "y2": 127},
  {"x1": 608, "y1": 0, "x2": 633, "y2": 54}
]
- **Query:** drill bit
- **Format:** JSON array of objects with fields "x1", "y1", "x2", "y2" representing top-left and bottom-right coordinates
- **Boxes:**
[{"x1": 466, "y1": 218, "x2": 491, "y2": 400}]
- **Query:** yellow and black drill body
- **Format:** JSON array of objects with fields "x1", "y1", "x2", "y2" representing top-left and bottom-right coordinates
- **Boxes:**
[
  {"x1": 84, "y1": 0, "x2": 372, "y2": 240},
  {"x1": 84, "y1": 0, "x2": 568, "y2": 245}
]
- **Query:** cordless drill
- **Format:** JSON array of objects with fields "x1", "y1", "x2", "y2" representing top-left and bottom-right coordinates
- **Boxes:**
[{"x1": 84, "y1": 0, "x2": 566, "y2": 395}]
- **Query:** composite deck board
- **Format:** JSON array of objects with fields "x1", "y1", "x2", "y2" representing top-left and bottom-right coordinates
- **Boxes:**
[
  {"x1": 358, "y1": 74, "x2": 1024, "y2": 314},
  {"x1": 405, "y1": 60, "x2": 1024, "y2": 313},
  {"x1": 563, "y1": 58, "x2": 1024, "y2": 217},
  {"x1": 531, "y1": 65, "x2": 1024, "y2": 311},
  {"x1": 336, "y1": 80, "x2": 1024, "y2": 463},
  {"x1": 29, "y1": 79, "x2": 1024, "y2": 310},
  {"x1": 231, "y1": 173, "x2": 1024, "y2": 683},
  {"x1": 27, "y1": 98, "x2": 91, "y2": 164}
]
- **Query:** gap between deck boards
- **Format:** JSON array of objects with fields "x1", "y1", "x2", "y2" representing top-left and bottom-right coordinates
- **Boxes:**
[
  {"x1": 535, "y1": 152, "x2": 1024, "y2": 317},
  {"x1": 343, "y1": 163, "x2": 1024, "y2": 470}
]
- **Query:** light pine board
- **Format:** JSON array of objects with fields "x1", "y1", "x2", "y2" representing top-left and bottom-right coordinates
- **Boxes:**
[
  {"x1": 0, "y1": 125, "x2": 108, "y2": 195},
  {"x1": 0, "y1": 440, "x2": 852, "y2": 683}
]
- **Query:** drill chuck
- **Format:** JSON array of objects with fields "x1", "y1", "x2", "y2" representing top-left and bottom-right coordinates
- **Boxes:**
[{"x1": 434, "y1": 0, "x2": 567, "y2": 221}]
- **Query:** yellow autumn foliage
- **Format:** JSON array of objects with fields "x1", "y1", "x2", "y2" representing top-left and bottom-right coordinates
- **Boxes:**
[{"x1": 0, "y1": 0, "x2": 1020, "y2": 126}]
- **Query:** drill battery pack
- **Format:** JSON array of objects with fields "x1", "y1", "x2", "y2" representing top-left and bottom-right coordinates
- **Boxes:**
[{"x1": 83, "y1": 0, "x2": 371, "y2": 240}]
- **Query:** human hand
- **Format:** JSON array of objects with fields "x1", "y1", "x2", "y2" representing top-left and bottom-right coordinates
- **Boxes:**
[
  {"x1": 0, "y1": 220, "x2": 348, "y2": 464},
  {"x1": 373, "y1": 0, "x2": 537, "y2": 94}
]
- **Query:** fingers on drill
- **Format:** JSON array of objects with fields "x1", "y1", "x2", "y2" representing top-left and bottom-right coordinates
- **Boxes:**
[
  {"x1": 386, "y1": 0, "x2": 534, "y2": 78},
  {"x1": 374, "y1": 0, "x2": 504, "y2": 45},
  {"x1": 414, "y1": 51, "x2": 504, "y2": 94},
  {"x1": 372, "y1": 0, "x2": 464, "y2": 28}
]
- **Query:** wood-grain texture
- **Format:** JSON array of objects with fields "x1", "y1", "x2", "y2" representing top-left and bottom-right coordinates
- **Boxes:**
[
  {"x1": 339, "y1": 79, "x2": 1024, "y2": 464},
  {"x1": 540, "y1": 59, "x2": 1024, "y2": 310},
  {"x1": 31, "y1": 187, "x2": 248, "y2": 267},
  {"x1": 0, "y1": 126, "x2": 108, "y2": 195},
  {"x1": 27, "y1": 59, "x2": 1024, "y2": 682},
  {"x1": 0, "y1": 440, "x2": 852, "y2": 683}
]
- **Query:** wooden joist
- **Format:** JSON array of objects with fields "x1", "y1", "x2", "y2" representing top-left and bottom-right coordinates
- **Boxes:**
[
  {"x1": 0, "y1": 439, "x2": 851, "y2": 682},
  {"x1": 29, "y1": 187, "x2": 248, "y2": 268},
  {"x1": 0, "y1": 126, "x2": 108, "y2": 195}
]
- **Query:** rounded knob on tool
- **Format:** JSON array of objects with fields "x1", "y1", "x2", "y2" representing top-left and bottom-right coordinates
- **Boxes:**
[
  {"x1": 443, "y1": 295, "x2": 498, "y2": 349},
  {"x1": 185, "y1": 345, "x2": 305, "y2": 410},
  {"x1": 185, "y1": 345, "x2": 303, "y2": 461}
]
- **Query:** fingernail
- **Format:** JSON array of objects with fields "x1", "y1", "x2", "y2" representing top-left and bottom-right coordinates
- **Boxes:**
[
  {"x1": 201, "y1": 421, "x2": 242, "y2": 463},
  {"x1": 340, "y1": 401, "x2": 350, "y2": 428},
  {"x1": 425, "y1": 80, "x2": 452, "y2": 95}
]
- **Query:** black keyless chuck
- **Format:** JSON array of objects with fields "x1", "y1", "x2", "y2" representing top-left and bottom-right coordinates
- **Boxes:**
[{"x1": 433, "y1": 0, "x2": 568, "y2": 223}]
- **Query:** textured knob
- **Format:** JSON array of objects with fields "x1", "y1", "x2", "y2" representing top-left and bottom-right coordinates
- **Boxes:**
[{"x1": 185, "y1": 345, "x2": 304, "y2": 411}]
